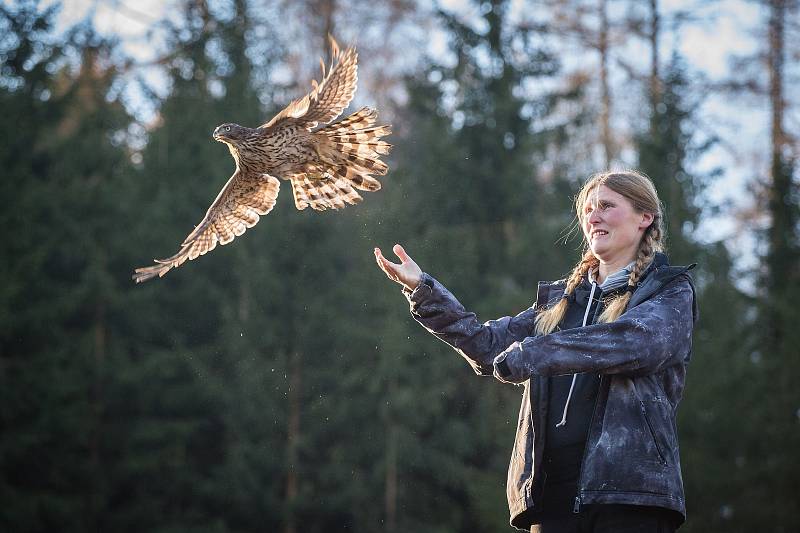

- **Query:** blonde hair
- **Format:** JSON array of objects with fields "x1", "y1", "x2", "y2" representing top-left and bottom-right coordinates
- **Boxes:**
[{"x1": 534, "y1": 170, "x2": 665, "y2": 335}]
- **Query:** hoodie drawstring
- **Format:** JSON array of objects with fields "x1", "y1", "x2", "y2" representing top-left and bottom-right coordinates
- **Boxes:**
[{"x1": 555, "y1": 279, "x2": 597, "y2": 428}]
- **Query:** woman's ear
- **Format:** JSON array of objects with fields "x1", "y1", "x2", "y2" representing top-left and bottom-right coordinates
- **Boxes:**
[{"x1": 639, "y1": 212, "x2": 655, "y2": 230}]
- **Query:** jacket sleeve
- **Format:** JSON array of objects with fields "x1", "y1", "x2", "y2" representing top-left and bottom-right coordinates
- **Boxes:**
[
  {"x1": 405, "y1": 273, "x2": 538, "y2": 376},
  {"x1": 493, "y1": 276, "x2": 695, "y2": 383}
]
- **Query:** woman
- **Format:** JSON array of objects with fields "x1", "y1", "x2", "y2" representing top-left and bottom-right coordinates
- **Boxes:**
[{"x1": 374, "y1": 170, "x2": 697, "y2": 532}]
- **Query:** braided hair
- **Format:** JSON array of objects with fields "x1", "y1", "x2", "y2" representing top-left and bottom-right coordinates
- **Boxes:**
[{"x1": 534, "y1": 170, "x2": 665, "y2": 335}]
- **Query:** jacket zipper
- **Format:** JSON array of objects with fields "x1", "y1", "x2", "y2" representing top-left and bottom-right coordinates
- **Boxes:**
[
  {"x1": 573, "y1": 288, "x2": 606, "y2": 514},
  {"x1": 574, "y1": 373, "x2": 605, "y2": 513}
]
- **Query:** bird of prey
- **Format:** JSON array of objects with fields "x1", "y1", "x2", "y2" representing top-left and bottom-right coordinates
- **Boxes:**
[{"x1": 133, "y1": 37, "x2": 391, "y2": 283}]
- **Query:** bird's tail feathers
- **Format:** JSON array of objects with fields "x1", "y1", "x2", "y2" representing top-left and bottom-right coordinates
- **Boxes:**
[
  {"x1": 291, "y1": 172, "x2": 364, "y2": 211},
  {"x1": 330, "y1": 164, "x2": 381, "y2": 191},
  {"x1": 295, "y1": 106, "x2": 390, "y2": 211},
  {"x1": 323, "y1": 106, "x2": 378, "y2": 133},
  {"x1": 319, "y1": 107, "x2": 391, "y2": 179},
  {"x1": 322, "y1": 108, "x2": 391, "y2": 147}
]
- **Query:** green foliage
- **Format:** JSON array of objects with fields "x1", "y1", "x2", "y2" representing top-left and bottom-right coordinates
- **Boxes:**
[
  {"x1": 637, "y1": 54, "x2": 705, "y2": 265},
  {"x1": 636, "y1": 54, "x2": 797, "y2": 532},
  {"x1": 2, "y1": 1, "x2": 796, "y2": 532}
]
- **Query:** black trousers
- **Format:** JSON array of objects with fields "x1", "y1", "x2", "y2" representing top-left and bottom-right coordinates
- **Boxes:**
[{"x1": 530, "y1": 504, "x2": 677, "y2": 533}]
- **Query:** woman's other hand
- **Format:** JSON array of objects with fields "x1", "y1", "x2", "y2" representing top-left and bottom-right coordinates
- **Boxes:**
[
  {"x1": 492, "y1": 343, "x2": 529, "y2": 384},
  {"x1": 374, "y1": 244, "x2": 423, "y2": 292}
]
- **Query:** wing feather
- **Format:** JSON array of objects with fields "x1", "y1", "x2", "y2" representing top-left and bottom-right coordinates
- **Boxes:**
[
  {"x1": 261, "y1": 36, "x2": 358, "y2": 130},
  {"x1": 132, "y1": 170, "x2": 281, "y2": 282}
]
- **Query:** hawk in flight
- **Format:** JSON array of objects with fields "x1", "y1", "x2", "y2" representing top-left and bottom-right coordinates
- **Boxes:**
[{"x1": 133, "y1": 37, "x2": 391, "y2": 283}]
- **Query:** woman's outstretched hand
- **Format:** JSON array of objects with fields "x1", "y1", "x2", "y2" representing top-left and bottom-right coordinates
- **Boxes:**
[{"x1": 374, "y1": 244, "x2": 423, "y2": 292}]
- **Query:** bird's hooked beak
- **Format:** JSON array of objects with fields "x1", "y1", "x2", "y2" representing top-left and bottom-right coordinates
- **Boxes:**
[{"x1": 212, "y1": 126, "x2": 229, "y2": 142}]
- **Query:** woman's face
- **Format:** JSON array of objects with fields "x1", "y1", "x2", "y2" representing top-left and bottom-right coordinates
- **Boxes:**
[{"x1": 581, "y1": 184, "x2": 654, "y2": 264}]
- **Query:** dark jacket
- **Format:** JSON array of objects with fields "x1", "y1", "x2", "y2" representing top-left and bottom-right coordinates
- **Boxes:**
[{"x1": 404, "y1": 253, "x2": 697, "y2": 530}]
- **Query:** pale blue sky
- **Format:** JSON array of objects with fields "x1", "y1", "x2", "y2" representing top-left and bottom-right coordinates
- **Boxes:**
[{"x1": 43, "y1": 0, "x2": 797, "y2": 286}]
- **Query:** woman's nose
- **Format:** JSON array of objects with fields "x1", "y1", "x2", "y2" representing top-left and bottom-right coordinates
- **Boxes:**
[{"x1": 588, "y1": 209, "x2": 602, "y2": 224}]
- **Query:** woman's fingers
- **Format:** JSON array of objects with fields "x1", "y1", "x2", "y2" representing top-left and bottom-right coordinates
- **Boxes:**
[
  {"x1": 374, "y1": 247, "x2": 392, "y2": 268},
  {"x1": 374, "y1": 247, "x2": 399, "y2": 277},
  {"x1": 393, "y1": 244, "x2": 411, "y2": 264},
  {"x1": 375, "y1": 244, "x2": 421, "y2": 290}
]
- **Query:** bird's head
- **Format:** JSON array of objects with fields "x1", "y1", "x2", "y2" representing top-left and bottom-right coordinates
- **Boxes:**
[{"x1": 213, "y1": 123, "x2": 245, "y2": 144}]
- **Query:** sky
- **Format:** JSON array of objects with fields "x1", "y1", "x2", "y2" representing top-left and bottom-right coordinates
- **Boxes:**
[{"x1": 38, "y1": 0, "x2": 791, "y2": 286}]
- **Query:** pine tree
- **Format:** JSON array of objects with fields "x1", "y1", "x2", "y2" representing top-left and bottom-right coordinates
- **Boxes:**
[
  {"x1": 107, "y1": 1, "x2": 263, "y2": 530},
  {"x1": 361, "y1": 1, "x2": 587, "y2": 529},
  {"x1": 0, "y1": 3, "x2": 138, "y2": 530},
  {"x1": 636, "y1": 54, "x2": 705, "y2": 264}
]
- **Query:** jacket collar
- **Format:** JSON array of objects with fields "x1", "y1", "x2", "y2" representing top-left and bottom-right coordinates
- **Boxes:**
[
  {"x1": 541, "y1": 252, "x2": 693, "y2": 309},
  {"x1": 571, "y1": 252, "x2": 668, "y2": 302},
  {"x1": 629, "y1": 253, "x2": 697, "y2": 312}
]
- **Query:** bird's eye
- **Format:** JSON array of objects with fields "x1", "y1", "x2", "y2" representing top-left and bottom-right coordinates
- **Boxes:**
[{"x1": 225, "y1": 126, "x2": 231, "y2": 132}]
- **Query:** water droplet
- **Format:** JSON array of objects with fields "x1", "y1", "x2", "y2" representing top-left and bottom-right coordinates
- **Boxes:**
[{"x1": 719, "y1": 504, "x2": 733, "y2": 520}]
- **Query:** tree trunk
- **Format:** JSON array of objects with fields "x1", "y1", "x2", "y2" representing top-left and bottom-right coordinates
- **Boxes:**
[
  {"x1": 89, "y1": 299, "x2": 106, "y2": 531},
  {"x1": 384, "y1": 376, "x2": 398, "y2": 532},
  {"x1": 765, "y1": 0, "x2": 796, "y2": 350},
  {"x1": 598, "y1": 0, "x2": 613, "y2": 166},
  {"x1": 238, "y1": 272, "x2": 250, "y2": 322},
  {"x1": 285, "y1": 349, "x2": 302, "y2": 533},
  {"x1": 284, "y1": 4, "x2": 336, "y2": 532},
  {"x1": 648, "y1": 0, "x2": 660, "y2": 105}
]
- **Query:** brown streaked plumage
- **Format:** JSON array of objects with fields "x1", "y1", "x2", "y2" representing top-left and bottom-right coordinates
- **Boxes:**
[{"x1": 133, "y1": 37, "x2": 392, "y2": 283}]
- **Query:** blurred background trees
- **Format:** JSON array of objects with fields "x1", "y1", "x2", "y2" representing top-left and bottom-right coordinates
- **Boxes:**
[{"x1": 1, "y1": 0, "x2": 797, "y2": 531}]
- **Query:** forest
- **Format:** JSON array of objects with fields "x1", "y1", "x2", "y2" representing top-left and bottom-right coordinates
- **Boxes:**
[{"x1": 1, "y1": 0, "x2": 798, "y2": 531}]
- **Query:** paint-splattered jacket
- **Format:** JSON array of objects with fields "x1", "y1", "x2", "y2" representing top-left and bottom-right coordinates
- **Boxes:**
[{"x1": 404, "y1": 253, "x2": 697, "y2": 530}]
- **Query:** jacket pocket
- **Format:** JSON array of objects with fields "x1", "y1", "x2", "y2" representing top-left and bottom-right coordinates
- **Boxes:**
[{"x1": 640, "y1": 401, "x2": 668, "y2": 465}]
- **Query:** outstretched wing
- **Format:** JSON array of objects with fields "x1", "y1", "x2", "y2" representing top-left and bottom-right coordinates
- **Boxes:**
[
  {"x1": 261, "y1": 37, "x2": 358, "y2": 130},
  {"x1": 132, "y1": 171, "x2": 281, "y2": 283}
]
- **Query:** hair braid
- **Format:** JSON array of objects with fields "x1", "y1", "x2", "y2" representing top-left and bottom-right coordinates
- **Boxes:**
[
  {"x1": 535, "y1": 249, "x2": 599, "y2": 335},
  {"x1": 597, "y1": 220, "x2": 662, "y2": 323}
]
